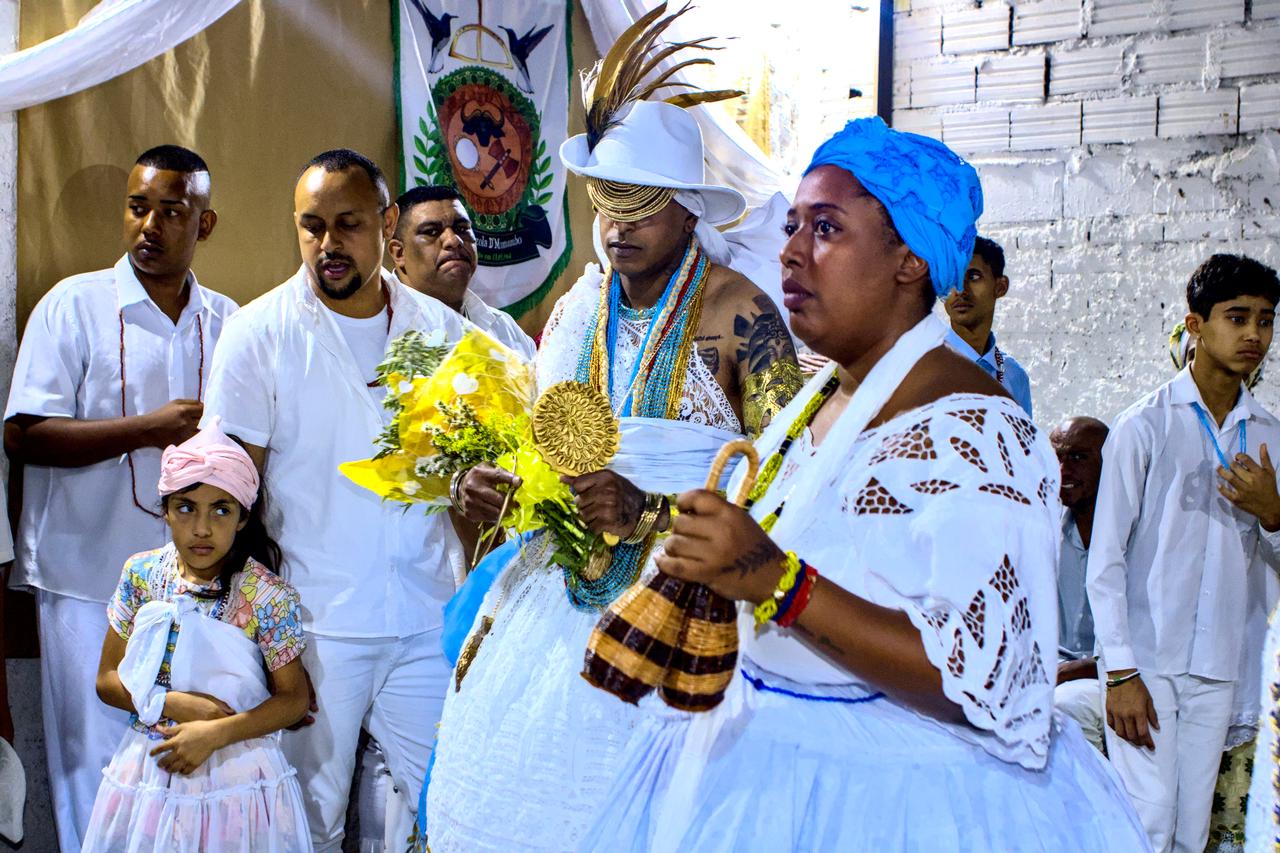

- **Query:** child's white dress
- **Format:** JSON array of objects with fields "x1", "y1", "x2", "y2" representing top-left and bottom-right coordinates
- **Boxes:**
[{"x1": 83, "y1": 544, "x2": 312, "y2": 852}]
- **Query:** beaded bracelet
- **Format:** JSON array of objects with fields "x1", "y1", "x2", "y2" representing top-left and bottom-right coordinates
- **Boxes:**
[
  {"x1": 776, "y1": 564, "x2": 818, "y2": 629},
  {"x1": 1106, "y1": 671, "x2": 1141, "y2": 689},
  {"x1": 753, "y1": 550, "x2": 802, "y2": 627},
  {"x1": 773, "y1": 560, "x2": 808, "y2": 619}
]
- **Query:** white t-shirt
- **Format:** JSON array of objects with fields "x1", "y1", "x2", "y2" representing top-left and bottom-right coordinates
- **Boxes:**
[
  {"x1": 330, "y1": 306, "x2": 390, "y2": 403},
  {"x1": 6, "y1": 255, "x2": 237, "y2": 602},
  {"x1": 201, "y1": 267, "x2": 473, "y2": 638}
]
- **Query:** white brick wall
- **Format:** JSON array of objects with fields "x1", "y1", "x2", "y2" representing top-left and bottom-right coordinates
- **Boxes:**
[{"x1": 892, "y1": 0, "x2": 1280, "y2": 427}]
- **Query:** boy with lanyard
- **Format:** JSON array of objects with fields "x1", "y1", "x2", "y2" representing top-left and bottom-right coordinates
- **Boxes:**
[
  {"x1": 944, "y1": 235, "x2": 1033, "y2": 416},
  {"x1": 1088, "y1": 254, "x2": 1280, "y2": 852}
]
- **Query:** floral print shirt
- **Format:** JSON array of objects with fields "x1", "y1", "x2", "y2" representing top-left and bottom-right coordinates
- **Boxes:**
[{"x1": 107, "y1": 546, "x2": 306, "y2": 734}]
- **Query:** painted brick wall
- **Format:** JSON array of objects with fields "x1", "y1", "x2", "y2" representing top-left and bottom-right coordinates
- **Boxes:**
[{"x1": 893, "y1": 0, "x2": 1280, "y2": 428}]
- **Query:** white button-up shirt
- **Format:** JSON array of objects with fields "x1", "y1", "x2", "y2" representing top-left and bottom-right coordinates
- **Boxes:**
[
  {"x1": 1086, "y1": 367, "x2": 1280, "y2": 680},
  {"x1": 461, "y1": 290, "x2": 536, "y2": 361},
  {"x1": 202, "y1": 266, "x2": 472, "y2": 638},
  {"x1": 6, "y1": 255, "x2": 237, "y2": 602}
]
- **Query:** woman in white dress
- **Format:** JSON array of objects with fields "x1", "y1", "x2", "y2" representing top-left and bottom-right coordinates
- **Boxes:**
[{"x1": 577, "y1": 117, "x2": 1151, "y2": 852}]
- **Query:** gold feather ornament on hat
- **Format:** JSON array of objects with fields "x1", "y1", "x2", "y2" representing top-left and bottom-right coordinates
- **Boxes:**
[
  {"x1": 579, "y1": 2, "x2": 743, "y2": 222},
  {"x1": 580, "y1": 2, "x2": 743, "y2": 150}
]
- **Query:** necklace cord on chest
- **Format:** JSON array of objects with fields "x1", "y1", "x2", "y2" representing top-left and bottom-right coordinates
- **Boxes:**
[{"x1": 120, "y1": 309, "x2": 204, "y2": 520}]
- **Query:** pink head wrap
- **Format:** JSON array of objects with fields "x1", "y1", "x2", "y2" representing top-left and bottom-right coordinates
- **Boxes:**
[{"x1": 157, "y1": 417, "x2": 260, "y2": 509}]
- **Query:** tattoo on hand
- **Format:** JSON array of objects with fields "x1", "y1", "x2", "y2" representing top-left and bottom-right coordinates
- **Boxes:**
[{"x1": 731, "y1": 542, "x2": 780, "y2": 580}]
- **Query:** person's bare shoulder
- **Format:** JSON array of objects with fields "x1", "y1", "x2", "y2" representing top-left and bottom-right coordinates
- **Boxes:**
[
  {"x1": 871, "y1": 345, "x2": 1012, "y2": 428},
  {"x1": 703, "y1": 264, "x2": 787, "y2": 320}
]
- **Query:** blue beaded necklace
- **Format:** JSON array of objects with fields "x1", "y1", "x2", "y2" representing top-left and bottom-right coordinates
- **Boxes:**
[{"x1": 565, "y1": 239, "x2": 710, "y2": 610}]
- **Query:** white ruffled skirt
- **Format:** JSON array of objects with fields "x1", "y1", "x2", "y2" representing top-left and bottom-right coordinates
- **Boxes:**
[
  {"x1": 579, "y1": 663, "x2": 1152, "y2": 852},
  {"x1": 427, "y1": 536, "x2": 663, "y2": 852},
  {"x1": 82, "y1": 726, "x2": 312, "y2": 853}
]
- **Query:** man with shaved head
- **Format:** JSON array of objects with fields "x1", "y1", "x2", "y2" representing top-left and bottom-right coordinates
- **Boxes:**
[
  {"x1": 4, "y1": 145, "x2": 237, "y2": 849},
  {"x1": 201, "y1": 149, "x2": 472, "y2": 850},
  {"x1": 1050, "y1": 416, "x2": 1109, "y2": 750}
]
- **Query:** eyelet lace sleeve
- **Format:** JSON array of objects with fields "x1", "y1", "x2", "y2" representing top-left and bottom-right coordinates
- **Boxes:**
[{"x1": 846, "y1": 397, "x2": 1059, "y2": 768}]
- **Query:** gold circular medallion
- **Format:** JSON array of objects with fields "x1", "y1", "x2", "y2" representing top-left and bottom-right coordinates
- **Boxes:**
[{"x1": 531, "y1": 381, "x2": 620, "y2": 476}]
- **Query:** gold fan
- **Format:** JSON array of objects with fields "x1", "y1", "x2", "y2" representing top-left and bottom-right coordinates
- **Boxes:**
[{"x1": 531, "y1": 381, "x2": 620, "y2": 476}]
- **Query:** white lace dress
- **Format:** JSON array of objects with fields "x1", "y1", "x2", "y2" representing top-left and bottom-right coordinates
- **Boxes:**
[
  {"x1": 425, "y1": 269, "x2": 743, "y2": 851},
  {"x1": 581, "y1": 389, "x2": 1150, "y2": 851}
]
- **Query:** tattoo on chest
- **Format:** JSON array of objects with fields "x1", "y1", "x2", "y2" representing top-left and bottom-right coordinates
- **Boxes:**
[{"x1": 699, "y1": 346, "x2": 721, "y2": 375}]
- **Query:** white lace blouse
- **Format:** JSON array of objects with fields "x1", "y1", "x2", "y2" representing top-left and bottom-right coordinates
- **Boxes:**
[
  {"x1": 536, "y1": 266, "x2": 741, "y2": 434},
  {"x1": 744, "y1": 392, "x2": 1060, "y2": 770}
]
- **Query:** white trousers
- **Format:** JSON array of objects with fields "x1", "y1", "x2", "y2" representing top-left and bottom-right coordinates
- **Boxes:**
[
  {"x1": 283, "y1": 630, "x2": 448, "y2": 853},
  {"x1": 36, "y1": 590, "x2": 130, "y2": 853},
  {"x1": 1055, "y1": 677, "x2": 1105, "y2": 752},
  {"x1": 1103, "y1": 672, "x2": 1234, "y2": 853}
]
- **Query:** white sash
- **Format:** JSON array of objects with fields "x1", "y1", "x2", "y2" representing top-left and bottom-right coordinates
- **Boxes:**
[
  {"x1": 609, "y1": 418, "x2": 742, "y2": 493},
  {"x1": 118, "y1": 594, "x2": 270, "y2": 726}
]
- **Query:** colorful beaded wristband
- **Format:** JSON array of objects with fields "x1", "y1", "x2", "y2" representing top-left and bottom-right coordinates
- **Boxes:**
[
  {"x1": 753, "y1": 550, "x2": 802, "y2": 627},
  {"x1": 776, "y1": 564, "x2": 818, "y2": 629}
]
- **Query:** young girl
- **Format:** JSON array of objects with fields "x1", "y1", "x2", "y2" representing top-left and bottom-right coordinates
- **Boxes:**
[{"x1": 83, "y1": 419, "x2": 312, "y2": 852}]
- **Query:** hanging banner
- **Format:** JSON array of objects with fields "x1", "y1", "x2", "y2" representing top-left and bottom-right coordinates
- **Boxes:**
[{"x1": 394, "y1": 0, "x2": 574, "y2": 318}]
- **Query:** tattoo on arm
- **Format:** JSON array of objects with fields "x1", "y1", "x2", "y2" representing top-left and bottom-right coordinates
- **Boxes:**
[
  {"x1": 730, "y1": 542, "x2": 781, "y2": 581},
  {"x1": 796, "y1": 624, "x2": 845, "y2": 656},
  {"x1": 735, "y1": 295, "x2": 803, "y2": 436}
]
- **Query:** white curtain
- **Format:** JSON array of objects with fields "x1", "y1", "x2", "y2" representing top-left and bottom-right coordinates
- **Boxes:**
[
  {"x1": 0, "y1": 0, "x2": 241, "y2": 113},
  {"x1": 576, "y1": 0, "x2": 788, "y2": 208}
]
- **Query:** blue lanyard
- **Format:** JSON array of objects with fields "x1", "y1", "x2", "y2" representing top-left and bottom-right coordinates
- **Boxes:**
[{"x1": 1191, "y1": 403, "x2": 1246, "y2": 469}]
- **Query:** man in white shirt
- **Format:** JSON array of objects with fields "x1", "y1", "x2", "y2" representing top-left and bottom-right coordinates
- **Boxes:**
[
  {"x1": 388, "y1": 185, "x2": 536, "y2": 360},
  {"x1": 944, "y1": 236, "x2": 1033, "y2": 417},
  {"x1": 1050, "y1": 416, "x2": 1107, "y2": 751},
  {"x1": 201, "y1": 149, "x2": 471, "y2": 852},
  {"x1": 1087, "y1": 254, "x2": 1280, "y2": 853},
  {"x1": 4, "y1": 145, "x2": 236, "y2": 850}
]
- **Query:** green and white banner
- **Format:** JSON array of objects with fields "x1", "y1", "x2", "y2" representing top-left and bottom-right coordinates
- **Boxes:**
[{"x1": 394, "y1": 0, "x2": 574, "y2": 318}]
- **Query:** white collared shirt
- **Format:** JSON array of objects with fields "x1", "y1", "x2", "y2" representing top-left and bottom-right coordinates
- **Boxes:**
[
  {"x1": 201, "y1": 267, "x2": 473, "y2": 638},
  {"x1": 5, "y1": 255, "x2": 237, "y2": 602},
  {"x1": 1086, "y1": 367, "x2": 1280, "y2": 680},
  {"x1": 461, "y1": 290, "x2": 536, "y2": 360},
  {"x1": 1058, "y1": 509, "x2": 1094, "y2": 660}
]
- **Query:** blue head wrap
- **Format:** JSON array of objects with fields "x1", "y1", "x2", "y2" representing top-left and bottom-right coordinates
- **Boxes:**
[{"x1": 804, "y1": 117, "x2": 983, "y2": 299}]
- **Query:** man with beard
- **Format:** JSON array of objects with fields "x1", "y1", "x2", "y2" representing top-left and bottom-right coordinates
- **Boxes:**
[
  {"x1": 5, "y1": 145, "x2": 235, "y2": 849},
  {"x1": 1050, "y1": 416, "x2": 1108, "y2": 750},
  {"x1": 201, "y1": 149, "x2": 471, "y2": 851}
]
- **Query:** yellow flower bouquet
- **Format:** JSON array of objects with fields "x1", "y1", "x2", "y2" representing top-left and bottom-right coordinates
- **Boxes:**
[{"x1": 340, "y1": 327, "x2": 604, "y2": 572}]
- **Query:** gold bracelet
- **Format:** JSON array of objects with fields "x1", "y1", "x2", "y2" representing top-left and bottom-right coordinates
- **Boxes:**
[
  {"x1": 753, "y1": 550, "x2": 802, "y2": 627},
  {"x1": 624, "y1": 492, "x2": 663, "y2": 544},
  {"x1": 449, "y1": 468, "x2": 470, "y2": 513}
]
